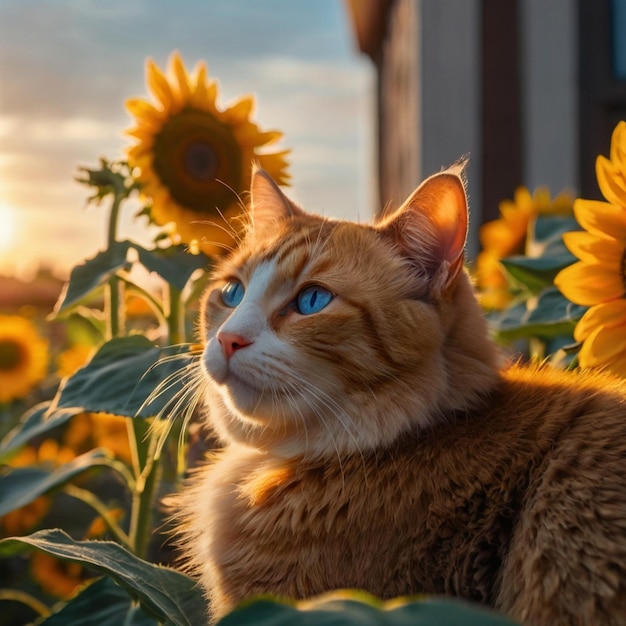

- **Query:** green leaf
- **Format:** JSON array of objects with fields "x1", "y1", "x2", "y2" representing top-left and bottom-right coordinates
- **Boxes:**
[
  {"x1": 64, "y1": 309, "x2": 107, "y2": 346},
  {"x1": 0, "y1": 449, "x2": 111, "y2": 517},
  {"x1": 54, "y1": 241, "x2": 132, "y2": 314},
  {"x1": 217, "y1": 591, "x2": 518, "y2": 625},
  {"x1": 492, "y1": 287, "x2": 587, "y2": 341},
  {"x1": 499, "y1": 215, "x2": 580, "y2": 294},
  {"x1": 41, "y1": 577, "x2": 157, "y2": 626},
  {"x1": 532, "y1": 215, "x2": 580, "y2": 247},
  {"x1": 53, "y1": 335, "x2": 194, "y2": 418},
  {"x1": 0, "y1": 529, "x2": 206, "y2": 626},
  {"x1": 132, "y1": 244, "x2": 210, "y2": 291},
  {"x1": 500, "y1": 250, "x2": 576, "y2": 294},
  {"x1": 0, "y1": 403, "x2": 83, "y2": 461},
  {"x1": 525, "y1": 287, "x2": 587, "y2": 327}
]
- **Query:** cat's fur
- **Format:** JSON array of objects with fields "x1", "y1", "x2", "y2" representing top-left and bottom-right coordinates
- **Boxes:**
[{"x1": 176, "y1": 165, "x2": 626, "y2": 625}]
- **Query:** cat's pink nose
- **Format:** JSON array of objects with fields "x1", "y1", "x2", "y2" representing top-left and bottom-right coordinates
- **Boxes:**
[{"x1": 217, "y1": 331, "x2": 253, "y2": 359}]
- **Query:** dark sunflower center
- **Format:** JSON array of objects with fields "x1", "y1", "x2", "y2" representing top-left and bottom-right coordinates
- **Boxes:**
[
  {"x1": 184, "y1": 142, "x2": 218, "y2": 181},
  {"x1": 153, "y1": 108, "x2": 244, "y2": 214},
  {"x1": 0, "y1": 339, "x2": 23, "y2": 371}
]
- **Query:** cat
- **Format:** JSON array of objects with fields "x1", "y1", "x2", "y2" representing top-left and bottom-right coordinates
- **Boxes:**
[{"x1": 175, "y1": 163, "x2": 626, "y2": 625}]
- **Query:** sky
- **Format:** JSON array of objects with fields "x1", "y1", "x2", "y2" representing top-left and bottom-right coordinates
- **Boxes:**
[{"x1": 0, "y1": 0, "x2": 374, "y2": 279}]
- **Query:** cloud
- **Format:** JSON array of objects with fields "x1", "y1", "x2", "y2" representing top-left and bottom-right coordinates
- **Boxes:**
[{"x1": 0, "y1": 0, "x2": 375, "y2": 276}]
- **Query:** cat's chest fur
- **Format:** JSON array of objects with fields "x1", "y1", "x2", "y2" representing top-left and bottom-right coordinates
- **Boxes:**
[{"x1": 188, "y1": 370, "x2": 584, "y2": 615}]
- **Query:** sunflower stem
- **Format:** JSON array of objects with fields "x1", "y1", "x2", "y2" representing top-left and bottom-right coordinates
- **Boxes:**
[
  {"x1": 0, "y1": 590, "x2": 51, "y2": 618},
  {"x1": 129, "y1": 429, "x2": 161, "y2": 560},
  {"x1": 64, "y1": 484, "x2": 132, "y2": 549},
  {"x1": 106, "y1": 190, "x2": 126, "y2": 339}
]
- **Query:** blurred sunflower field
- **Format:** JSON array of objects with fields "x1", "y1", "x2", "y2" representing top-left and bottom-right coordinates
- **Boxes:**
[
  {"x1": 0, "y1": 48, "x2": 625, "y2": 626},
  {"x1": 0, "y1": 51, "x2": 290, "y2": 625}
]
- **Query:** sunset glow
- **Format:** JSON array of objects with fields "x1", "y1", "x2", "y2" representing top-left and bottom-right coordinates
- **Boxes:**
[{"x1": 0, "y1": 203, "x2": 16, "y2": 252}]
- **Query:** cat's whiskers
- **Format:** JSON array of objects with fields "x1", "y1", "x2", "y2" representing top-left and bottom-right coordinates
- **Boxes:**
[
  {"x1": 255, "y1": 354, "x2": 340, "y2": 466},
  {"x1": 298, "y1": 371, "x2": 365, "y2": 443},
  {"x1": 274, "y1": 381, "x2": 312, "y2": 456},
  {"x1": 138, "y1": 347, "x2": 200, "y2": 419},
  {"x1": 190, "y1": 220, "x2": 238, "y2": 255},
  {"x1": 282, "y1": 375, "x2": 347, "y2": 487},
  {"x1": 282, "y1": 367, "x2": 371, "y2": 486},
  {"x1": 200, "y1": 179, "x2": 248, "y2": 244},
  {"x1": 298, "y1": 372, "x2": 376, "y2": 484},
  {"x1": 141, "y1": 350, "x2": 205, "y2": 458}
]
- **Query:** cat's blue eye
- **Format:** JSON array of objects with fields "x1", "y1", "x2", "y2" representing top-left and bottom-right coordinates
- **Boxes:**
[
  {"x1": 221, "y1": 280, "x2": 245, "y2": 308},
  {"x1": 296, "y1": 285, "x2": 333, "y2": 315}
]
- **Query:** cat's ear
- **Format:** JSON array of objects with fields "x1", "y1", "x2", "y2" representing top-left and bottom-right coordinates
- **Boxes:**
[
  {"x1": 377, "y1": 165, "x2": 468, "y2": 294},
  {"x1": 249, "y1": 165, "x2": 304, "y2": 229}
]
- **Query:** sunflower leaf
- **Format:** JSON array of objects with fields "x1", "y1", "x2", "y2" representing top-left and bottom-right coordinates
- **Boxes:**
[
  {"x1": 216, "y1": 591, "x2": 518, "y2": 626},
  {"x1": 40, "y1": 577, "x2": 157, "y2": 626},
  {"x1": 131, "y1": 244, "x2": 210, "y2": 291},
  {"x1": 500, "y1": 250, "x2": 576, "y2": 294},
  {"x1": 0, "y1": 529, "x2": 206, "y2": 626},
  {"x1": 498, "y1": 215, "x2": 580, "y2": 295},
  {"x1": 52, "y1": 335, "x2": 193, "y2": 419},
  {"x1": 525, "y1": 287, "x2": 587, "y2": 326},
  {"x1": 0, "y1": 403, "x2": 83, "y2": 461},
  {"x1": 0, "y1": 449, "x2": 112, "y2": 517},
  {"x1": 492, "y1": 287, "x2": 587, "y2": 341},
  {"x1": 54, "y1": 241, "x2": 132, "y2": 314},
  {"x1": 532, "y1": 215, "x2": 580, "y2": 247}
]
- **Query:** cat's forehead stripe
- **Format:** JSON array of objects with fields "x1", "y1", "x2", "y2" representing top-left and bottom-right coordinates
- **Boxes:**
[
  {"x1": 251, "y1": 227, "x2": 318, "y2": 288},
  {"x1": 247, "y1": 260, "x2": 278, "y2": 302},
  {"x1": 270, "y1": 227, "x2": 317, "y2": 266}
]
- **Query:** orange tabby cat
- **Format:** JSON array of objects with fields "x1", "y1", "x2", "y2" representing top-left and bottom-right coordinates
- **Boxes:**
[{"x1": 176, "y1": 164, "x2": 626, "y2": 625}]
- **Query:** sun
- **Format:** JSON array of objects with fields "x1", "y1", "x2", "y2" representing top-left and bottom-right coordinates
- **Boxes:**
[{"x1": 0, "y1": 203, "x2": 16, "y2": 251}]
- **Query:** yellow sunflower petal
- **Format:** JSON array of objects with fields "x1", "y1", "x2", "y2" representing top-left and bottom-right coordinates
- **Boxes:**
[
  {"x1": 554, "y1": 261, "x2": 625, "y2": 306},
  {"x1": 191, "y1": 62, "x2": 211, "y2": 101},
  {"x1": 125, "y1": 126, "x2": 152, "y2": 141},
  {"x1": 257, "y1": 150, "x2": 291, "y2": 185},
  {"x1": 550, "y1": 191, "x2": 575, "y2": 215},
  {"x1": 573, "y1": 198, "x2": 626, "y2": 241},
  {"x1": 596, "y1": 155, "x2": 626, "y2": 208},
  {"x1": 480, "y1": 218, "x2": 526, "y2": 257},
  {"x1": 512, "y1": 186, "x2": 533, "y2": 213},
  {"x1": 603, "y1": 352, "x2": 626, "y2": 378},
  {"x1": 533, "y1": 186, "x2": 551, "y2": 211},
  {"x1": 146, "y1": 59, "x2": 175, "y2": 110},
  {"x1": 224, "y1": 95, "x2": 255, "y2": 123},
  {"x1": 575, "y1": 299, "x2": 626, "y2": 342},
  {"x1": 0, "y1": 315, "x2": 49, "y2": 403},
  {"x1": 170, "y1": 51, "x2": 192, "y2": 105},
  {"x1": 609, "y1": 120, "x2": 626, "y2": 166},
  {"x1": 126, "y1": 142, "x2": 153, "y2": 161},
  {"x1": 125, "y1": 98, "x2": 161, "y2": 122},
  {"x1": 562, "y1": 231, "x2": 623, "y2": 264},
  {"x1": 578, "y1": 323, "x2": 626, "y2": 370}
]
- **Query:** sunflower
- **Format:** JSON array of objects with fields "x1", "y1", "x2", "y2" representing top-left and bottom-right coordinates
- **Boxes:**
[
  {"x1": 56, "y1": 343, "x2": 95, "y2": 379},
  {"x1": 31, "y1": 552, "x2": 86, "y2": 599},
  {"x1": 125, "y1": 51, "x2": 290, "y2": 256},
  {"x1": 0, "y1": 315, "x2": 49, "y2": 404},
  {"x1": 476, "y1": 186, "x2": 573, "y2": 308},
  {"x1": 555, "y1": 122, "x2": 626, "y2": 377}
]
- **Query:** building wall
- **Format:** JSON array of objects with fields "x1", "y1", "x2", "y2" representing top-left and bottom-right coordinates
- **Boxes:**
[
  {"x1": 520, "y1": 0, "x2": 578, "y2": 194},
  {"x1": 420, "y1": 0, "x2": 481, "y2": 257},
  {"x1": 370, "y1": 0, "x2": 585, "y2": 258},
  {"x1": 378, "y1": 0, "x2": 481, "y2": 256},
  {"x1": 378, "y1": 0, "x2": 420, "y2": 211}
]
